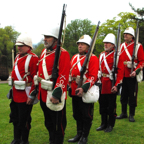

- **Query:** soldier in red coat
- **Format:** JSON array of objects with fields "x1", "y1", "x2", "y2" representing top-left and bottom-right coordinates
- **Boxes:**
[
  {"x1": 36, "y1": 25, "x2": 70, "y2": 144},
  {"x1": 96, "y1": 33, "x2": 124, "y2": 132},
  {"x1": 9, "y1": 33, "x2": 39, "y2": 144},
  {"x1": 116, "y1": 27, "x2": 144, "y2": 122},
  {"x1": 68, "y1": 35, "x2": 99, "y2": 144}
]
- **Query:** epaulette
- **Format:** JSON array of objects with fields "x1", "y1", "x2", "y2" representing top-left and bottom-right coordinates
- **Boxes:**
[
  {"x1": 61, "y1": 47, "x2": 67, "y2": 52},
  {"x1": 100, "y1": 51, "x2": 105, "y2": 54},
  {"x1": 28, "y1": 52, "x2": 38, "y2": 58}
]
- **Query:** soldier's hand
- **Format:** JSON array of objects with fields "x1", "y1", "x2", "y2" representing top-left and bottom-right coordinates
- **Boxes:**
[
  {"x1": 111, "y1": 86, "x2": 117, "y2": 93},
  {"x1": 50, "y1": 97, "x2": 59, "y2": 104},
  {"x1": 130, "y1": 71, "x2": 136, "y2": 78},
  {"x1": 27, "y1": 97, "x2": 34, "y2": 105},
  {"x1": 75, "y1": 88, "x2": 83, "y2": 97}
]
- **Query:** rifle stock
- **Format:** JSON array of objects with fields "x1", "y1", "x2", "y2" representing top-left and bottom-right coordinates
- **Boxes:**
[
  {"x1": 131, "y1": 21, "x2": 139, "y2": 73},
  {"x1": 112, "y1": 23, "x2": 121, "y2": 87},
  {"x1": 52, "y1": 4, "x2": 67, "y2": 89},
  {"x1": 76, "y1": 21, "x2": 100, "y2": 93}
]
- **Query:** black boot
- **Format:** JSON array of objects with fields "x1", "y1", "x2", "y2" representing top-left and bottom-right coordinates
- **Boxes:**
[
  {"x1": 104, "y1": 126, "x2": 113, "y2": 132},
  {"x1": 68, "y1": 131, "x2": 82, "y2": 142},
  {"x1": 96, "y1": 124, "x2": 107, "y2": 131},
  {"x1": 21, "y1": 129, "x2": 29, "y2": 144},
  {"x1": 129, "y1": 107, "x2": 135, "y2": 122},
  {"x1": 129, "y1": 115, "x2": 135, "y2": 122},
  {"x1": 20, "y1": 141, "x2": 29, "y2": 144},
  {"x1": 116, "y1": 113, "x2": 128, "y2": 119},
  {"x1": 11, "y1": 126, "x2": 22, "y2": 144},
  {"x1": 11, "y1": 139, "x2": 21, "y2": 144},
  {"x1": 96, "y1": 114, "x2": 107, "y2": 131},
  {"x1": 78, "y1": 136, "x2": 87, "y2": 144},
  {"x1": 116, "y1": 104, "x2": 127, "y2": 119}
]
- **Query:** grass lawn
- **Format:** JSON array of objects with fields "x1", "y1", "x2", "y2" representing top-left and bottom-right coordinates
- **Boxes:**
[{"x1": 0, "y1": 82, "x2": 144, "y2": 144}]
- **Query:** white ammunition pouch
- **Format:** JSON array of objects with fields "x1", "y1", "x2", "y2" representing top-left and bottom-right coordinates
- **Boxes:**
[
  {"x1": 136, "y1": 70, "x2": 143, "y2": 83},
  {"x1": 34, "y1": 75, "x2": 39, "y2": 85},
  {"x1": 8, "y1": 76, "x2": 12, "y2": 86},
  {"x1": 41, "y1": 80, "x2": 53, "y2": 91},
  {"x1": 76, "y1": 75, "x2": 87, "y2": 84},
  {"x1": 98, "y1": 71, "x2": 102, "y2": 79},
  {"x1": 82, "y1": 85, "x2": 99, "y2": 103},
  {"x1": 69, "y1": 75, "x2": 72, "y2": 82},
  {"x1": 14, "y1": 80, "x2": 26, "y2": 90},
  {"x1": 46, "y1": 91, "x2": 65, "y2": 111},
  {"x1": 109, "y1": 72, "x2": 113, "y2": 80},
  {"x1": 126, "y1": 61, "x2": 137, "y2": 68}
]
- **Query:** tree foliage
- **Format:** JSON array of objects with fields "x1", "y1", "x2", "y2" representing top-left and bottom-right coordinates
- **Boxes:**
[
  {"x1": 129, "y1": 3, "x2": 144, "y2": 46},
  {"x1": 91, "y1": 12, "x2": 136, "y2": 57},
  {"x1": 63, "y1": 19, "x2": 93, "y2": 57},
  {"x1": 0, "y1": 26, "x2": 19, "y2": 68}
]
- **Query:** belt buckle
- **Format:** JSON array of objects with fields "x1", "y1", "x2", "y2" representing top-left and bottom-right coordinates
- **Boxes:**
[
  {"x1": 103, "y1": 73, "x2": 107, "y2": 77},
  {"x1": 124, "y1": 61, "x2": 127, "y2": 65}
]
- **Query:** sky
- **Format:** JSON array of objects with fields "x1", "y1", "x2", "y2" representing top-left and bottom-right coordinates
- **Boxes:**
[{"x1": 0, "y1": 0, "x2": 143, "y2": 44}]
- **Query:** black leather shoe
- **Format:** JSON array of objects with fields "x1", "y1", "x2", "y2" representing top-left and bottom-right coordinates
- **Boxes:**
[
  {"x1": 68, "y1": 134, "x2": 82, "y2": 142},
  {"x1": 78, "y1": 137, "x2": 87, "y2": 144},
  {"x1": 129, "y1": 115, "x2": 135, "y2": 122},
  {"x1": 96, "y1": 125, "x2": 107, "y2": 131},
  {"x1": 20, "y1": 141, "x2": 29, "y2": 144},
  {"x1": 116, "y1": 113, "x2": 127, "y2": 119},
  {"x1": 104, "y1": 126, "x2": 113, "y2": 132},
  {"x1": 11, "y1": 139, "x2": 21, "y2": 144}
]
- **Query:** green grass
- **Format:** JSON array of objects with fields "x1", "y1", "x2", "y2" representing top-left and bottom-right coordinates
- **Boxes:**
[{"x1": 1, "y1": 83, "x2": 144, "y2": 144}]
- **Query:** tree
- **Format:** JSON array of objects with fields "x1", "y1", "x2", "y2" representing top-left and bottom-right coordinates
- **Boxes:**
[
  {"x1": 129, "y1": 3, "x2": 144, "y2": 46},
  {"x1": 0, "y1": 26, "x2": 19, "y2": 68},
  {"x1": 63, "y1": 19, "x2": 93, "y2": 57},
  {"x1": 33, "y1": 40, "x2": 44, "y2": 58},
  {"x1": 91, "y1": 12, "x2": 136, "y2": 57}
]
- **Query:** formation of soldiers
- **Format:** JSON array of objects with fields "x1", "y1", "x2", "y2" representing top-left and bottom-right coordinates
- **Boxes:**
[{"x1": 7, "y1": 23, "x2": 144, "y2": 144}]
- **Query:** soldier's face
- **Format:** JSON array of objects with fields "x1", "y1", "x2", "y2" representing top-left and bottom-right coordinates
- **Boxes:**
[
  {"x1": 78, "y1": 43, "x2": 89, "y2": 55},
  {"x1": 44, "y1": 36, "x2": 56, "y2": 49},
  {"x1": 17, "y1": 45, "x2": 30, "y2": 55},
  {"x1": 104, "y1": 42, "x2": 114, "y2": 52},
  {"x1": 124, "y1": 33, "x2": 133, "y2": 43}
]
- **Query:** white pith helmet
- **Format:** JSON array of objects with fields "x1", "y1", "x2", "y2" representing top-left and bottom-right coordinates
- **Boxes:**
[
  {"x1": 76, "y1": 35, "x2": 92, "y2": 46},
  {"x1": 42, "y1": 25, "x2": 60, "y2": 39},
  {"x1": 15, "y1": 33, "x2": 33, "y2": 49},
  {"x1": 103, "y1": 33, "x2": 116, "y2": 46},
  {"x1": 123, "y1": 27, "x2": 135, "y2": 37}
]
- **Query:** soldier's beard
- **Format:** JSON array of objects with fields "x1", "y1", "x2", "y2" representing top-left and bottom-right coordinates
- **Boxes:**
[
  {"x1": 104, "y1": 46, "x2": 113, "y2": 52},
  {"x1": 44, "y1": 40, "x2": 55, "y2": 50}
]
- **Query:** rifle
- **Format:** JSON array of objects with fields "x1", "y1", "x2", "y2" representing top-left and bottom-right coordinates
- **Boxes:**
[
  {"x1": 131, "y1": 21, "x2": 139, "y2": 73},
  {"x1": 112, "y1": 23, "x2": 121, "y2": 87},
  {"x1": 52, "y1": 4, "x2": 67, "y2": 89},
  {"x1": 76, "y1": 21, "x2": 100, "y2": 93}
]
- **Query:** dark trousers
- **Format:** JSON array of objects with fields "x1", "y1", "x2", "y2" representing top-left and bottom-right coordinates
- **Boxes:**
[
  {"x1": 9, "y1": 100, "x2": 33, "y2": 142},
  {"x1": 121, "y1": 77, "x2": 138, "y2": 115},
  {"x1": 72, "y1": 96, "x2": 94, "y2": 138},
  {"x1": 40, "y1": 97, "x2": 66, "y2": 144},
  {"x1": 99, "y1": 94, "x2": 117, "y2": 127}
]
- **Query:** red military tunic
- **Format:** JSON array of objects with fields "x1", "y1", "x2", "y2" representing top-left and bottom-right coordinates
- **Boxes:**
[
  {"x1": 70, "y1": 54, "x2": 99, "y2": 95},
  {"x1": 37, "y1": 45, "x2": 70, "y2": 102},
  {"x1": 11, "y1": 50, "x2": 39, "y2": 103},
  {"x1": 99, "y1": 49, "x2": 124, "y2": 94},
  {"x1": 120, "y1": 40, "x2": 144, "y2": 77}
]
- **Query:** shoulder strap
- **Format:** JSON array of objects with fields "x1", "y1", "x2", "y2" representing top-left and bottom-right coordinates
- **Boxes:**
[
  {"x1": 103, "y1": 53, "x2": 111, "y2": 74},
  {"x1": 135, "y1": 44, "x2": 140, "y2": 59},
  {"x1": 42, "y1": 55, "x2": 52, "y2": 80},
  {"x1": 70, "y1": 55, "x2": 85, "y2": 74},
  {"x1": 25, "y1": 55, "x2": 32, "y2": 73}
]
